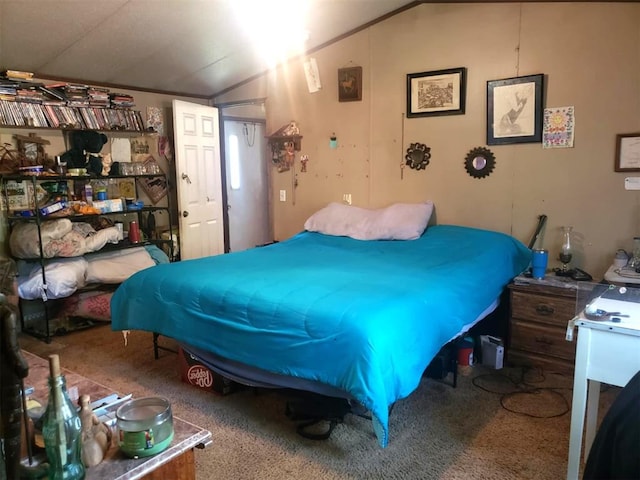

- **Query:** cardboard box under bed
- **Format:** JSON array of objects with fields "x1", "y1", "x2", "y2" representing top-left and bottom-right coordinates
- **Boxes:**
[{"x1": 177, "y1": 346, "x2": 238, "y2": 396}]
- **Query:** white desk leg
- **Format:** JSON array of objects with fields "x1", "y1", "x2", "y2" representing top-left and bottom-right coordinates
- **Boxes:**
[
  {"x1": 584, "y1": 379, "x2": 600, "y2": 459},
  {"x1": 567, "y1": 328, "x2": 591, "y2": 480}
]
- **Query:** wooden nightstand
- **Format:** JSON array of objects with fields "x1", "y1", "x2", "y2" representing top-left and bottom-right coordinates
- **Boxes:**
[{"x1": 508, "y1": 280, "x2": 578, "y2": 375}]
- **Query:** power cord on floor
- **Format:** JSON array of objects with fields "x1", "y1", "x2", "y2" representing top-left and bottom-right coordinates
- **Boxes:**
[{"x1": 471, "y1": 365, "x2": 572, "y2": 418}]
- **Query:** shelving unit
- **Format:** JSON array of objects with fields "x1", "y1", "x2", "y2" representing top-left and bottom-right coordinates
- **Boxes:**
[
  {"x1": 0, "y1": 80, "x2": 173, "y2": 341},
  {"x1": 1, "y1": 172, "x2": 174, "y2": 342}
]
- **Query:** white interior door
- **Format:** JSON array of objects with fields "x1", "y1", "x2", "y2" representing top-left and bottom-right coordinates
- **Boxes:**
[
  {"x1": 223, "y1": 120, "x2": 271, "y2": 252},
  {"x1": 172, "y1": 100, "x2": 224, "y2": 260}
]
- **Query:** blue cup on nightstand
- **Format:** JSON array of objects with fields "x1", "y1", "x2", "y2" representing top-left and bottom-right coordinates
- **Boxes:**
[{"x1": 531, "y1": 249, "x2": 549, "y2": 279}]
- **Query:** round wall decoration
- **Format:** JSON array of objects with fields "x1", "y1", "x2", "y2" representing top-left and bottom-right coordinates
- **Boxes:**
[
  {"x1": 464, "y1": 146, "x2": 495, "y2": 179},
  {"x1": 405, "y1": 143, "x2": 431, "y2": 170}
]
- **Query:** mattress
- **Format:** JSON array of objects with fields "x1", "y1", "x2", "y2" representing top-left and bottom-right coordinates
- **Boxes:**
[{"x1": 111, "y1": 225, "x2": 531, "y2": 447}]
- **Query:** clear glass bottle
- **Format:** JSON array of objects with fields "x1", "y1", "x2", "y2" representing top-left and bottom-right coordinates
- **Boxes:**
[
  {"x1": 41, "y1": 354, "x2": 85, "y2": 480},
  {"x1": 559, "y1": 226, "x2": 573, "y2": 272},
  {"x1": 630, "y1": 237, "x2": 640, "y2": 270}
]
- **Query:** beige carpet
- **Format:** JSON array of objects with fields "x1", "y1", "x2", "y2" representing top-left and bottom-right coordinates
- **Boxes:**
[{"x1": 19, "y1": 326, "x2": 618, "y2": 480}]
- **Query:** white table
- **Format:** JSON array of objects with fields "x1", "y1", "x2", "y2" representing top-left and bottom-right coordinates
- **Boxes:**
[
  {"x1": 566, "y1": 296, "x2": 640, "y2": 480},
  {"x1": 603, "y1": 263, "x2": 640, "y2": 285}
]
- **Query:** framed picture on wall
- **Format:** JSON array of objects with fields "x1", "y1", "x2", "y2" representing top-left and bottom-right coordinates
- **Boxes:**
[
  {"x1": 615, "y1": 133, "x2": 640, "y2": 172},
  {"x1": 406, "y1": 67, "x2": 466, "y2": 118},
  {"x1": 338, "y1": 66, "x2": 363, "y2": 102},
  {"x1": 487, "y1": 74, "x2": 544, "y2": 145}
]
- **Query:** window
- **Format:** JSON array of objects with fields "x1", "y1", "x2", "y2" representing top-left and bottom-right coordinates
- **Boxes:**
[{"x1": 229, "y1": 134, "x2": 240, "y2": 189}]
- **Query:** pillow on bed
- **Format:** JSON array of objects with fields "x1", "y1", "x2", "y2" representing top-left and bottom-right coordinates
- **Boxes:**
[{"x1": 304, "y1": 201, "x2": 434, "y2": 240}]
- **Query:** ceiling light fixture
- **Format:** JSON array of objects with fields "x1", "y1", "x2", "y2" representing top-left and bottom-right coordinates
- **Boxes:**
[{"x1": 233, "y1": 0, "x2": 311, "y2": 68}]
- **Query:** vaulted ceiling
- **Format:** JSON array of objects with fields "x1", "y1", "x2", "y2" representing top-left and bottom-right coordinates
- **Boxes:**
[{"x1": 0, "y1": 0, "x2": 417, "y2": 98}]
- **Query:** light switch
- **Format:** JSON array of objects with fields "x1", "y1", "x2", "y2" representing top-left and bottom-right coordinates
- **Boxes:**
[
  {"x1": 625, "y1": 177, "x2": 640, "y2": 190},
  {"x1": 279, "y1": 190, "x2": 287, "y2": 201}
]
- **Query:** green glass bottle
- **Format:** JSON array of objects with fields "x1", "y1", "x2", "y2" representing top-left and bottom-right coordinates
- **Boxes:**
[{"x1": 41, "y1": 354, "x2": 85, "y2": 480}]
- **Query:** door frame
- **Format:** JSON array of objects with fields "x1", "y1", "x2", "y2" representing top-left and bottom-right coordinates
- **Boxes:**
[{"x1": 219, "y1": 114, "x2": 271, "y2": 253}]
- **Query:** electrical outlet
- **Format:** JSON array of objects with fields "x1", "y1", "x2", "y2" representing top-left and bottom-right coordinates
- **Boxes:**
[
  {"x1": 343, "y1": 193, "x2": 352, "y2": 205},
  {"x1": 279, "y1": 190, "x2": 287, "y2": 201}
]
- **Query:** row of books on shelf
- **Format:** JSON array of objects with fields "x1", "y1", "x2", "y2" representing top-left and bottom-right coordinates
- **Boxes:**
[{"x1": 0, "y1": 100, "x2": 145, "y2": 131}]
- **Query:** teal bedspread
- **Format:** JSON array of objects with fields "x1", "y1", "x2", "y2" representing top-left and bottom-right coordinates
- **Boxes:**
[{"x1": 111, "y1": 225, "x2": 531, "y2": 447}]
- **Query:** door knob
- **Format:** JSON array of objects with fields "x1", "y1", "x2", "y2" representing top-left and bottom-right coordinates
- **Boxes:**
[
  {"x1": 181, "y1": 173, "x2": 192, "y2": 184},
  {"x1": 182, "y1": 211, "x2": 189, "y2": 217}
]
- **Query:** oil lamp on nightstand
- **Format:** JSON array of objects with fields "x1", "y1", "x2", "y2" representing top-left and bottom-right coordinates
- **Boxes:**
[
  {"x1": 557, "y1": 226, "x2": 573, "y2": 274},
  {"x1": 554, "y1": 226, "x2": 592, "y2": 281}
]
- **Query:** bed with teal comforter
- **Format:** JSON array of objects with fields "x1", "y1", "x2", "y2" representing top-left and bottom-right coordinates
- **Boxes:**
[{"x1": 111, "y1": 225, "x2": 531, "y2": 447}]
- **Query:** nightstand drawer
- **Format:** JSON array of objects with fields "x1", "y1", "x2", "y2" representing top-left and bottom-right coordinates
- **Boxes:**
[
  {"x1": 507, "y1": 349, "x2": 574, "y2": 375},
  {"x1": 510, "y1": 319, "x2": 576, "y2": 361},
  {"x1": 511, "y1": 290, "x2": 576, "y2": 327}
]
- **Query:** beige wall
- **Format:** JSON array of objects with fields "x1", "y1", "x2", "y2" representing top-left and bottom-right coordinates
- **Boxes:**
[{"x1": 219, "y1": 2, "x2": 640, "y2": 279}]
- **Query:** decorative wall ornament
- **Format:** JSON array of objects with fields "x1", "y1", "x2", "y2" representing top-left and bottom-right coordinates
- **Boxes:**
[
  {"x1": 405, "y1": 143, "x2": 431, "y2": 170},
  {"x1": 465, "y1": 146, "x2": 495, "y2": 179},
  {"x1": 300, "y1": 155, "x2": 309, "y2": 172},
  {"x1": 267, "y1": 121, "x2": 303, "y2": 173},
  {"x1": 303, "y1": 58, "x2": 322, "y2": 93}
]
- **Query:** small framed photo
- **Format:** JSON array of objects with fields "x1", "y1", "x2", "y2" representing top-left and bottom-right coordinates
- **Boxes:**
[
  {"x1": 338, "y1": 66, "x2": 363, "y2": 102},
  {"x1": 615, "y1": 133, "x2": 640, "y2": 172},
  {"x1": 406, "y1": 67, "x2": 466, "y2": 118},
  {"x1": 487, "y1": 74, "x2": 544, "y2": 145}
]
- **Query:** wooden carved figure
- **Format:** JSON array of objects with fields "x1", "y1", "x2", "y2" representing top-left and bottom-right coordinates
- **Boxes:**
[{"x1": 79, "y1": 395, "x2": 112, "y2": 467}]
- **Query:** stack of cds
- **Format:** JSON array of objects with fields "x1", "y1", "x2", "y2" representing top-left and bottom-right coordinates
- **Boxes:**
[
  {"x1": 0, "y1": 69, "x2": 143, "y2": 131},
  {"x1": 109, "y1": 92, "x2": 135, "y2": 109}
]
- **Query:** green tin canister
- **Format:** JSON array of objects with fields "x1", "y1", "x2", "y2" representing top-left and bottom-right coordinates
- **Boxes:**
[{"x1": 116, "y1": 397, "x2": 174, "y2": 458}]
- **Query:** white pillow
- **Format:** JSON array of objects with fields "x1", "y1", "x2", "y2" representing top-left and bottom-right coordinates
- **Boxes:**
[
  {"x1": 17, "y1": 257, "x2": 88, "y2": 300},
  {"x1": 85, "y1": 247, "x2": 155, "y2": 284},
  {"x1": 304, "y1": 202, "x2": 434, "y2": 240}
]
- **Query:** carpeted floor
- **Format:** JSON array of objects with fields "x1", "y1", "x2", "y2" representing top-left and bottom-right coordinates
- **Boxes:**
[{"x1": 19, "y1": 326, "x2": 618, "y2": 480}]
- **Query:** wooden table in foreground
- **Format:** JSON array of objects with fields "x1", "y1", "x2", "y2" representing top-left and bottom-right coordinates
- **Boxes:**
[{"x1": 22, "y1": 351, "x2": 212, "y2": 480}]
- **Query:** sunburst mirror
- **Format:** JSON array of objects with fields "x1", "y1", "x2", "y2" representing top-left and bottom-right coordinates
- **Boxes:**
[
  {"x1": 464, "y1": 146, "x2": 495, "y2": 179},
  {"x1": 405, "y1": 143, "x2": 431, "y2": 170}
]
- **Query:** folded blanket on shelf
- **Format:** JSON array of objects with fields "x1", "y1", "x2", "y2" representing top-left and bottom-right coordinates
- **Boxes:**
[{"x1": 10, "y1": 218, "x2": 119, "y2": 259}]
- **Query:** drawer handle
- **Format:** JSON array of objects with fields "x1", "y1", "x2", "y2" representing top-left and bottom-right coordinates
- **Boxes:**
[
  {"x1": 535, "y1": 304, "x2": 555, "y2": 316},
  {"x1": 534, "y1": 336, "x2": 553, "y2": 345}
]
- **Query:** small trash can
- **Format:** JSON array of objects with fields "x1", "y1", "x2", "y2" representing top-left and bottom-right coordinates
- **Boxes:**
[{"x1": 457, "y1": 336, "x2": 475, "y2": 366}]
